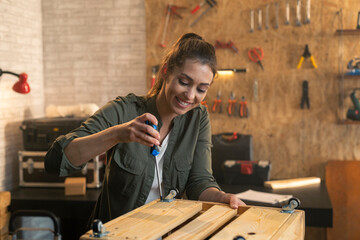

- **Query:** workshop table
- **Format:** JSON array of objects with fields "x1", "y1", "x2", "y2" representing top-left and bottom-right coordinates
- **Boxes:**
[
  {"x1": 10, "y1": 181, "x2": 332, "y2": 239},
  {"x1": 219, "y1": 181, "x2": 333, "y2": 228}
]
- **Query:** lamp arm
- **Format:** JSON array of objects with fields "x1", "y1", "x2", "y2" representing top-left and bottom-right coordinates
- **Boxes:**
[{"x1": 0, "y1": 69, "x2": 20, "y2": 78}]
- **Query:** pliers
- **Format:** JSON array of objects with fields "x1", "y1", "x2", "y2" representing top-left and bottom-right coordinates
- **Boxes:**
[
  {"x1": 297, "y1": 44, "x2": 317, "y2": 69},
  {"x1": 227, "y1": 92, "x2": 236, "y2": 116},
  {"x1": 300, "y1": 80, "x2": 310, "y2": 109},
  {"x1": 212, "y1": 90, "x2": 222, "y2": 113},
  {"x1": 239, "y1": 96, "x2": 249, "y2": 118}
]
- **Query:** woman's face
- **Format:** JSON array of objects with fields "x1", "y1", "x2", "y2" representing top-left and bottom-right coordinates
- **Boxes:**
[{"x1": 162, "y1": 59, "x2": 214, "y2": 117}]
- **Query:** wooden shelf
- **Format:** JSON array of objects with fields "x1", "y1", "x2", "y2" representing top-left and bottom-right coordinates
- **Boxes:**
[
  {"x1": 344, "y1": 74, "x2": 360, "y2": 79},
  {"x1": 338, "y1": 120, "x2": 360, "y2": 125},
  {"x1": 336, "y1": 29, "x2": 360, "y2": 35}
]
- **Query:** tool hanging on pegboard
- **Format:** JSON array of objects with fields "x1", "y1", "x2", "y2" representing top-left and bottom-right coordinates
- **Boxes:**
[
  {"x1": 212, "y1": 90, "x2": 222, "y2": 113},
  {"x1": 190, "y1": 0, "x2": 217, "y2": 27},
  {"x1": 159, "y1": 4, "x2": 186, "y2": 48},
  {"x1": 296, "y1": 0, "x2": 302, "y2": 26},
  {"x1": 250, "y1": 9, "x2": 254, "y2": 32},
  {"x1": 297, "y1": 44, "x2": 317, "y2": 69},
  {"x1": 214, "y1": 40, "x2": 240, "y2": 54},
  {"x1": 227, "y1": 92, "x2": 237, "y2": 116},
  {"x1": 239, "y1": 96, "x2": 249, "y2": 118},
  {"x1": 150, "y1": 65, "x2": 159, "y2": 88},
  {"x1": 285, "y1": 0, "x2": 290, "y2": 25},
  {"x1": 304, "y1": 0, "x2": 311, "y2": 24},
  {"x1": 248, "y1": 47, "x2": 265, "y2": 71},
  {"x1": 300, "y1": 80, "x2": 310, "y2": 109},
  {"x1": 191, "y1": 0, "x2": 206, "y2": 14}
]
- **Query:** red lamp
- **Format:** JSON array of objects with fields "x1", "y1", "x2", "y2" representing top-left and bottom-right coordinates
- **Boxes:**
[{"x1": 0, "y1": 68, "x2": 30, "y2": 94}]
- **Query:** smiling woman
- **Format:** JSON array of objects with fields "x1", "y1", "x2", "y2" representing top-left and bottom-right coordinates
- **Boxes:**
[{"x1": 44, "y1": 32, "x2": 245, "y2": 229}]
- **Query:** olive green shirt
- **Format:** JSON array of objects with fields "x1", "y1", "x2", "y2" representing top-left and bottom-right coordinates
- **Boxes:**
[{"x1": 44, "y1": 93, "x2": 220, "y2": 223}]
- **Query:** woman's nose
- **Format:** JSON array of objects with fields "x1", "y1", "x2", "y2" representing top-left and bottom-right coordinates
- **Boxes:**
[{"x1": 185, "y1": 88, "x2": 195, "y2": 99}]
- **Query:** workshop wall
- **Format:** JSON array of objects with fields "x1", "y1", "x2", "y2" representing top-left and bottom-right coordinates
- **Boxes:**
[
  {"x1": 42, "y1": 0, "x2": 147, "y2": 106},
  {"x1": 146, "y1": 0, "x2": 360, "y2": 180},
  {"x1": 0, "y1": 0, "x2": 44, "y2": 190}
]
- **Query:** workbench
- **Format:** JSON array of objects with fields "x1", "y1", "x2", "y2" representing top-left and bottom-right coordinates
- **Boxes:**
[{"x1": 9, "y1": 181, "x2": 332, "y2": 239}]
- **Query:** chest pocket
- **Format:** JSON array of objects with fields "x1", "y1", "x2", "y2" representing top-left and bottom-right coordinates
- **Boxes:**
[
  {"x1": 114, "y1": 148, "x2": 146, "y2": 175},
  {"x1": 108, "y1": 148, "x2": 146, "y2": 197},
  {"x1": 174, "y1": 155, "x2": 193, "y2": 194}
]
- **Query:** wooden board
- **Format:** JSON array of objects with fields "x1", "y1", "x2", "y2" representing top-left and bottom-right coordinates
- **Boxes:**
[
  {"x1": 80, "y1": 200, "x2": 304, "y2": 240},
  {"x1": 326, "y1": 160, "x2": 360, "y2": 240},
  {"x1": 0, "y1": 192, "x2": 10, "y2": 209}
]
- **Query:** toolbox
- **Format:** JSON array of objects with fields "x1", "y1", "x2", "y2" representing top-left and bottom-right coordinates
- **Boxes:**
[
  {"x1": 20, "y1": 117, "x2": 86, "y2": 151},
  {"x1": 18, "y1": 151, "x2": 104, "y2": 188},
  {"x1": 223, "y1": 160, "x2": 271, "y2": 185},
  {"x1": 211, "y1": 132, "x2": 253, "y2": 183}
]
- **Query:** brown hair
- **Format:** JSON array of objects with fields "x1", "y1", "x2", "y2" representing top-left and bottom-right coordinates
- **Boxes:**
[{"x1": 146, "y1": 33, "x2": 217, "y2": 98}]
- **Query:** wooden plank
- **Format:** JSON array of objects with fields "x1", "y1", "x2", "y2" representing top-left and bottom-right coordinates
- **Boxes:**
[
  {"x1": 271, "y1": 210, "x2": 305, "y2": 240},
  {"x1": 0, "y1": 192, "x2": 10, "y2": 209},
  {"x1": 81, "y1": 200, "x2": 202, "y2": 240},
  {"x1": 210, "y1": 207, "x2": 293, "y2": 240},
  {"x1": 165, "y1": 205, "x2": 237, "y2": 240},
  {"x1": 264, "y1": 177, "x2": 321, "y2": 189},
  {"x1": 326, "y1": 160, "x2": 360, "y2": 240},
  {"x1": 0, "y1": 212, "x2": 10, "y2": 231}
]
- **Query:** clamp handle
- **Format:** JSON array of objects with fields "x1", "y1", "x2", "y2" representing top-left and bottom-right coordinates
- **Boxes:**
[{"x1": 281, "y1": 197, "x2": 301, "y2": 213}]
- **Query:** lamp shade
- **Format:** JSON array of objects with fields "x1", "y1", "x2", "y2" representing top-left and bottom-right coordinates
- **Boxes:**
[{"x1": 12, "y1": 73, "x2": 30, "y2": 94}]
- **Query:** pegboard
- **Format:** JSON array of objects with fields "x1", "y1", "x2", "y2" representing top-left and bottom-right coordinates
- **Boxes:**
[{"x1": 146, "y1": 0, "x2": 360, "y2": 179}]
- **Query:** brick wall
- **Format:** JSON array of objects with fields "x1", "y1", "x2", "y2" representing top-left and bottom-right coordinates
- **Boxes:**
[
  {"x1": 0, "y1": 0, "x2": 146, "y2": 191},
  {"x1": 42, "y1": 0, "x2": 147, "y2": 107},
  {"x1": 0, "y1": 0, "x2": 44, "y2": 190}
]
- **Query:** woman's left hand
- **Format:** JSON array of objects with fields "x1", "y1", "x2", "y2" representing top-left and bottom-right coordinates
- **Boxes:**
[
  {"x1": 199, "y1": 188, "x2": 246, "y2": 209},
  {"x1": 220, "y1": 192, "x2": 246, "y2": 209}
]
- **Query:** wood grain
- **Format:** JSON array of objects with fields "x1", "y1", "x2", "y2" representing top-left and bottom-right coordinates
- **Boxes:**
[
  {"x1": 165, "y1": 205, "x2": 237, "y2": 240},
  {"x1": 326, "y1": 160, "x2": 360, "y2": 240},
  {"x1": 80, "y1": 200, "x2": 304, "y2": 240}
]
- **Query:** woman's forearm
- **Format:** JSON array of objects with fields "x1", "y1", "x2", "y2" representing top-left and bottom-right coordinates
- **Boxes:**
[{"x1": 64, "y1": 125, "x2": 120, "y2": 166}]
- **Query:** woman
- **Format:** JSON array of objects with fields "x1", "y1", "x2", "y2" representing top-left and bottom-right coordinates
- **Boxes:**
[{"x1": 45, "y1": 33, "x2": 245, "y2": 225}]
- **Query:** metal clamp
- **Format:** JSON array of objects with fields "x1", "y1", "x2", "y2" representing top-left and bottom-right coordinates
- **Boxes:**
[
  {"x1": 90, "y1": 219, "x2": 109, "y2": 238},
  {"x1": 281, "y1": 197, "x2": 301, "y2": 214},
  {"x1": 161, "y1": 188, "x2": 179, "y2": 202}
]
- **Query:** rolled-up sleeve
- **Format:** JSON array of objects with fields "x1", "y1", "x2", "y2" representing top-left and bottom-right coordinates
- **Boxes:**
[
  {"x1": 44, "y1": 97, "x2": 128, "y2": 176},
  {"x1": 45, "y1": 133, "x2": 84, "y2": 176},
  {"x1": 185, "y1": 108, "x2": 220, "y2": 200}
]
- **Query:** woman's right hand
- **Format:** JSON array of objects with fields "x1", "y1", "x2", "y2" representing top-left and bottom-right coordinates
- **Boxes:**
[{"x1": 116, "y1": 113, "x2": 160, "y2": 147}]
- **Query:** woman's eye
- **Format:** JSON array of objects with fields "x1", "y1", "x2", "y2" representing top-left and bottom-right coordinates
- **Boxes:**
[
  {"x1": 178, "y1": 79, "x2": 188, "y2": 86},
  {"x1": 197, "y1": 88, "x2": 207, "y2": 93}
]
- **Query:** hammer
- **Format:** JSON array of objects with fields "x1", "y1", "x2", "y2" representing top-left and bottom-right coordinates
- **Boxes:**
[{"x1": 190, "y1": 0, "x2": 217, "y2": 27}]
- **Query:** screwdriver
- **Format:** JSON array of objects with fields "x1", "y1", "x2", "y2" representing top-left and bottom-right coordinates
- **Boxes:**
[{"x1": 145, "y1": 121, "x2": 163, "y2": 200}]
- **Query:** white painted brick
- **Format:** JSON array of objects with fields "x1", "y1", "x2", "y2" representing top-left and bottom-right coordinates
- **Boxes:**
[{"x1": 0, "y1": 0, "x2": 44, "y2": 191}]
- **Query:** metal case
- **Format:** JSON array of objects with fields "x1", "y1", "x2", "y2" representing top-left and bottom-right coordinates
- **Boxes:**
[{"x1": 18, "y1": 151, "x2": 104, "y2": 188}]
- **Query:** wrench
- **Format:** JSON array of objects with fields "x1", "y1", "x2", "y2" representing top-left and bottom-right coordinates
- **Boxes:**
[
  {"x1": 258, "y1": 8, "x2": 262, "y2": 30},
  {"x1": 250, "y1": 9, "x2": 254, "y2": 32},
  {"x1": 265, "y1": 4, "x2": 270, "y2": 29},
  {"x1": 304, "y1": 0, "x2": 310, "y2": 24},
  {"x1": 296, "y1": 0, "x2": 302, "y2": 26},
  {"x1": 285, "y1": 0, "x2": 290, "y2": 25}
]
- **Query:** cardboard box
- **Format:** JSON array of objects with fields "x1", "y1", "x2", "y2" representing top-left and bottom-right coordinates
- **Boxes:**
[{"x1": 65, "y1": 177, "x2": 86, "y2": 196}]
